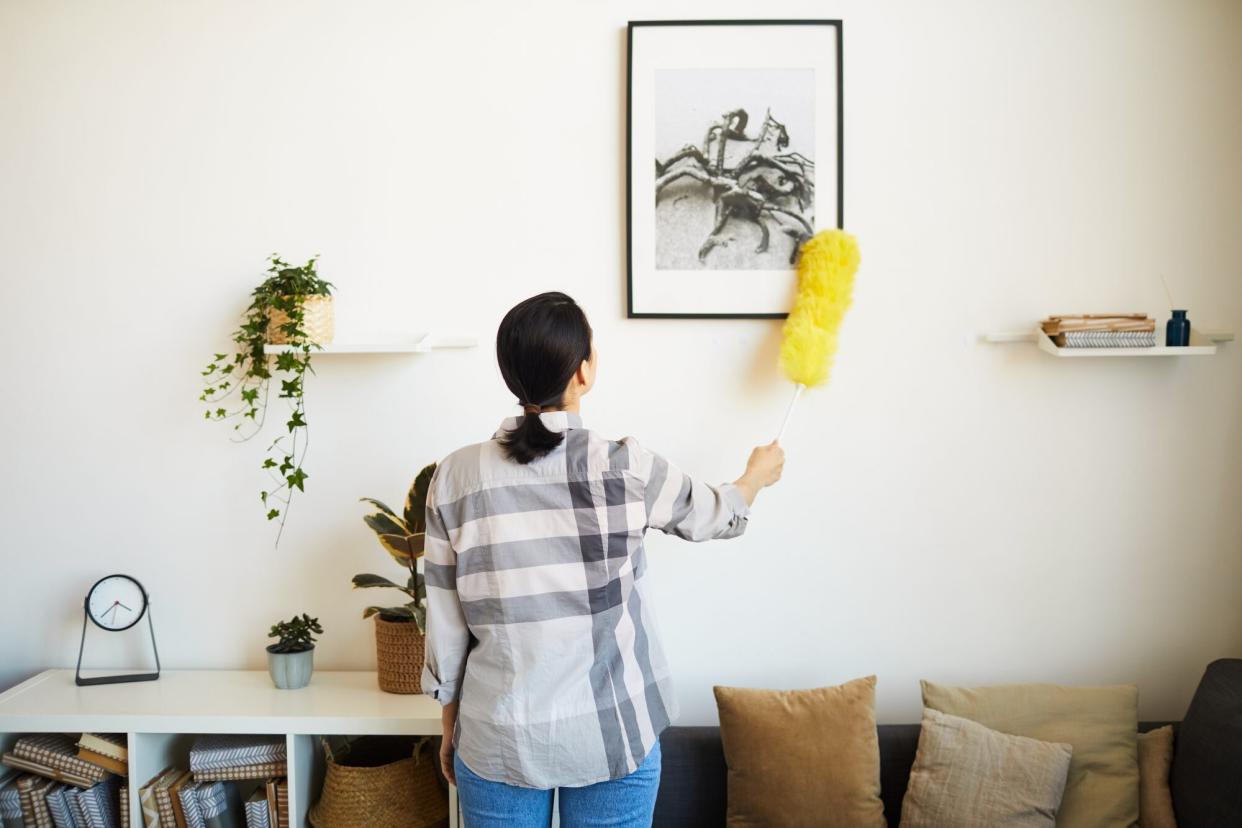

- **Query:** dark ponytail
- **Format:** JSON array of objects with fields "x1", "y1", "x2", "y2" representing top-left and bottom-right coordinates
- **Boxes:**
[{"x1": 495, "y1": 292, "x2": 593, "y2": 464}]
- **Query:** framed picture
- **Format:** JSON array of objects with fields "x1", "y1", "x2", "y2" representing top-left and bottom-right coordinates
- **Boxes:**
[{"x1": 626, "y1": 19, "x2": 843, "y2": 318}]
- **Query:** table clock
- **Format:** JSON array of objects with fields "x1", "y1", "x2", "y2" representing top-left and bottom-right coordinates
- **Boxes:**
[{"x1": 75, "y1": 573, "x2": 161, "y2": 686}]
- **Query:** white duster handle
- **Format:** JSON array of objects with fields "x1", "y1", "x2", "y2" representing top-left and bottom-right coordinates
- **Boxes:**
[{"x1": 775, "y1": 384, "x2": 805, "y2": 442}]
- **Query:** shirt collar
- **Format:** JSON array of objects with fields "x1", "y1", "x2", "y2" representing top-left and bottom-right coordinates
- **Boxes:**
[{"x1": 493, "y1": 410, "x2": 583, "y2": 439}]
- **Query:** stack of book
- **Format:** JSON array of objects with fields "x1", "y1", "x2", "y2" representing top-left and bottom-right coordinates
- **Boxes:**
[
  {"x1": 188, "y1": 737, "x2": 285, "y2": 784},
  {"x1": 0, "y1": 734, "x2": 127, "y2": 828},
  {"x1": 1041, "y1": 314, "x2": 1157, "y2": 348},
  {"x1": 140, "y1": 770, "x2": 285, "y2": 828}
]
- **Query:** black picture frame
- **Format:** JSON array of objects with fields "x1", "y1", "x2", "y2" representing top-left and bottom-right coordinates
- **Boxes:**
[{"x1": 626, "y1": 19, "x2": 844, "y2": 319}]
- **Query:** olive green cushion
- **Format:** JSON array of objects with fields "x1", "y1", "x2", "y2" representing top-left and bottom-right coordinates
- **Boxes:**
[{"x1": 921, "y1": 680, "x2": 1139, "y2": 828}]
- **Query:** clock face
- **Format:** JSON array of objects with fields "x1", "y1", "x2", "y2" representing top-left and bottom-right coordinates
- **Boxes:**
[{"x1": 85, "y1": 574, "x2": 148, "y2": 631}]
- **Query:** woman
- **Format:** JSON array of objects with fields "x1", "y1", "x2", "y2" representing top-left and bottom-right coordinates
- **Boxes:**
[{"x1": 422, "y1": 292, "x2": 784, "y2": 827}]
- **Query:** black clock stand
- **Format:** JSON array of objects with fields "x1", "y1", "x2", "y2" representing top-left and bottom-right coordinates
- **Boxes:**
[{"x1": 74, "y1": 602, "x2": 162, "y2": 686}]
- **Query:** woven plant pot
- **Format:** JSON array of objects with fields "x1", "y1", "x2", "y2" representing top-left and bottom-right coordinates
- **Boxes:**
[
  {"x1": 375, "y1": 615, "x2": 425, "y2": 695},
  {"x1": 308, "y1": 737, "x2": 446, "y2": 828},
  {"x1": 266, "y1": 294, "x2": 335, "y2": 345}
]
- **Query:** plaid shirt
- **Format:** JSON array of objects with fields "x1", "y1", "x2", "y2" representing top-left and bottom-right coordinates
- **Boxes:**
[{"x1": 422, "y1": 410, "x2": 750, "y2": 788}]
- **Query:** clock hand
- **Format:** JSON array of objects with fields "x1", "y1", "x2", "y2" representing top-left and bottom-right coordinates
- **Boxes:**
[{"x1": 117, "y1": 602, "x2": 133, "y2": 612}]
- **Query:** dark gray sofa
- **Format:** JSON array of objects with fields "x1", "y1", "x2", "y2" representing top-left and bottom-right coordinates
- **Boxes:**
[
  {"x1": 653, "y1": 659, "x2": 1242, "y2": 827},
  {"x1": 653, "y1": 721, "x2": 1174, "y2": 827}
]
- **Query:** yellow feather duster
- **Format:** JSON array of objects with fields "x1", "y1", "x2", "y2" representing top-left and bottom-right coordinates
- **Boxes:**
[{"x1": 776, "y1": 229, "x2": 860, "y2": 439}]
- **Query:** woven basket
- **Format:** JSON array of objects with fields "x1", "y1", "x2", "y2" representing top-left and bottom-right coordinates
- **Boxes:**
[
  {"x1": 308, "y1": 737, "x2": 446, "y2": 828},
  {"x1": 266, "y1": 294, "x2": 335, "y2": 345},
  {"x1": 375, "y1": 615, "x2": 425, "y2": 695}
]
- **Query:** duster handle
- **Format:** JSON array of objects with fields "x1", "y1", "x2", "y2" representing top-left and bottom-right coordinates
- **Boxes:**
[{"x1": 775, "y1": 384, "x2": 805, "y2": 442}]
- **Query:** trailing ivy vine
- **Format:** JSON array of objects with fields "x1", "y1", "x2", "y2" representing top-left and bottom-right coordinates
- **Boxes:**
[{"x1": 200, "y1": 254, "x2": 333, "y2": 545}]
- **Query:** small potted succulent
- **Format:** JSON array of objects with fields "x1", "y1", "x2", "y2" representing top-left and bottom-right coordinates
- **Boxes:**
[
  {"x1": 355, "y1": 463, "x2": 435, "y2": 694},
  {"x1": 266, "y1": 613, "x2": 323, "y2": 690}
]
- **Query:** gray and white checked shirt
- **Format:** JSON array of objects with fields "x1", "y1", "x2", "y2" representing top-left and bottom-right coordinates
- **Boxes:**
[{"x1": 421, "y1": 411, "x2": 750, "y2": 789}]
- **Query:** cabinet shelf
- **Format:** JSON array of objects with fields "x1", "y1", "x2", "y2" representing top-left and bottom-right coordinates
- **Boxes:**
[
  {"x1": 263, "y1": 332, "x2": 477, "y2": 356},
  {"x1": 982, "y1": 328, "x2": 1233, "y2": 357}
]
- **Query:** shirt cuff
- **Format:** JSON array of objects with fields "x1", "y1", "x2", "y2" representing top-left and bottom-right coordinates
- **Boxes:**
[
  {"x1": 422, "y1": 669, "x2": 460, "y2": 706},
  {"x1": 719, "y1": 482, "x2": 751, "y2": 519}
]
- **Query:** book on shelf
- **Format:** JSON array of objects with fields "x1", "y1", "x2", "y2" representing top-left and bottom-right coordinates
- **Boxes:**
[
  {"x1": 75, "y1": 776, "x2": 121, "y2": 828},
  {"x1": 1041, "y1": 313, "x2": 1155, "y2": 335},
  {"x1": 195, "y1": 782, "x2": 241, "y2": 828},
  {"x1": 243, "y1": 789, "x2": 269, "y2": 828},
  {"x1": 192, "y1": 763, "x2": 285, "y2": 784},
  {"x1": 263, "y1": 779, "x2": 277, "y2": 828},
  {"x1": 177, "y1": 780, "x2": 206, "y2": 828},
  {"x1": 1055, "y1": 330, "x2": 1157, "y2": 348},
  {"x1": 16, "y1": 774, "x2": 55, "y2": 828},
  {"x1": 0, "y1": 773, "x2": 23, "y2": 827},
  {"x1": 139, "y1": 767, "x2": 177, "y2": 828},
  {"x1": 188, "y1": 739, "x2": 285, "y2": 775},
  {"x1": 2, "y1": 753, "x2": 98, "y2": 790},
  {"x1": 76, "y1": 735, "x2": 127, "y2": 778},
  {"x1": 273, "y1": 781, "x2": 287, "y2": 828},
  {"x1": 153, "y1": 770, "x2": 184, "y2": 828},
  {"x1": 168, "y1": 770, "x2": 194, "y2": 828},
  {"x1": 10, "y1": 735, "x2": 111, "y2": 787},
  {"x1": 43, "y1": 783, "x2": 75, "y2": 828}
]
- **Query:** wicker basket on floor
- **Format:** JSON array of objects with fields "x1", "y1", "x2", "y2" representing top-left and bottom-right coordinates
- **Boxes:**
[
  {"x1": 266, "y1": 294, "x2": 335, "y2": 345},
  {"x1": 375, "y1": 615, "x2": 425, "y2": 695},
  {"x1": 308, "y1": 737, "x2": 446, "y2": 828}
]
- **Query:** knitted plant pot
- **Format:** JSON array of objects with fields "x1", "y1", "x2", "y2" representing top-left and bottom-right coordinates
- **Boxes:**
[
  {"x1": 374, "y1": 615, "x2": 425, "y2": 695},
  {"x1": 266, "y1": 294, "x2": 335, "y2": 345}
]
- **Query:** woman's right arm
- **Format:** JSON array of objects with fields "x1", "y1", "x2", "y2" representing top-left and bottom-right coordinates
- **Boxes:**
[{"x1": 640, "y1": 439, "x2": 784, "y2": 541}]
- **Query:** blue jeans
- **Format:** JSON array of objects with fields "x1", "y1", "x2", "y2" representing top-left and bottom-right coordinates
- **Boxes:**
[{"x1": 454, "y1": 742, "x2": 662, "y2": 828}]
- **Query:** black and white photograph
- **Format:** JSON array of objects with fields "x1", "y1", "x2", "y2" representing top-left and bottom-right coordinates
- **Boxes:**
[
  {"x1": 655, "y1": 68, "x2": 815, "y2": 272},
  {"x1": 628, "y1": 20, "x2": 842, "y2": 317}
]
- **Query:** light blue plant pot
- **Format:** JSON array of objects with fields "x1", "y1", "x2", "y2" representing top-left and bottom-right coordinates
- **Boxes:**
[{"x1": 267, "y1": 646, "x2": 314, "y2": 690}]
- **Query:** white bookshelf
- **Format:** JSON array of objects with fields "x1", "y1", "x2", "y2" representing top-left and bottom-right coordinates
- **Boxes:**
[{"x1": 0, "y1": 670, "x2": 456, "y2": 827}]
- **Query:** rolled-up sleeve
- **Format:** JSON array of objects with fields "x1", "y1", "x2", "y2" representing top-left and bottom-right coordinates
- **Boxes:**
[
  {"x1": 420, "y1": 481, "x2": 469, "y2": 705},
  {"x1": 636, "y1": 440, "x2": 750, "y2": 541}
]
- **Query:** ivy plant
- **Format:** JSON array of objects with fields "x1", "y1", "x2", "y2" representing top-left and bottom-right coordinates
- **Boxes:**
[{"x1": 200, "y1": 254, "x2": 333, "y2": 544}]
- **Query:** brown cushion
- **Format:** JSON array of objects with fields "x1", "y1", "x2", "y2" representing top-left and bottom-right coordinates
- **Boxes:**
[
  {"x1": 922, "y1": 680, "x2": 1139, "y2": 828},
  {"x1": 714, "y1": 676, "x2": 886, "y2": 828},
  {"x1": 1138, "y1": 726, "x2": 1177, "y2": 828},
  {"x1": 900, "y1": 707, "x2": 1072, "y2": 828}
]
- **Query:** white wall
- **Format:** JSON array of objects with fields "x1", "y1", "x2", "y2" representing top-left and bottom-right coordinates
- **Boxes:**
[{"x1": 1, "y1": 0, "x2": 1240, "y2": 724}]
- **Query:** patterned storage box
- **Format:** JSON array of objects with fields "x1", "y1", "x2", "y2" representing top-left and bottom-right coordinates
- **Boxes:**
[
  {"x1": 77, "y1": 778, "x2": 119, "y2": 828},
  {"x1": 189, "y1": 738, "x2": 285, "y2": 774},
  {"x1": 0, "y1": 774, "x2": 24, "y2": 826}
]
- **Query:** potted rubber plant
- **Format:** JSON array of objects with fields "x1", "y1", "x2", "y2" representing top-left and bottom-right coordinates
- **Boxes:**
[
  {"x1": 354, "y1": 463, "x2": 435, "y2": 694},
  {"x1": 199, "y1": 254, "x2": 335, "y2": 545},
  {"x1": 266, "y1": 613, "x2": 323, "y2": 690}
]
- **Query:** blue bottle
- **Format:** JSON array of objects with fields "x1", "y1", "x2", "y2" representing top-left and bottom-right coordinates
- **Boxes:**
[{"x1": 1166, "y1": 309, "x2": 1190, "y2": 346}]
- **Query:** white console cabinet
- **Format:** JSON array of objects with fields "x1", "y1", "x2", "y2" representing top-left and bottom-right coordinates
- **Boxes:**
[{"x1": 0, "y1": 670, "x2": 457, "y2": 827}]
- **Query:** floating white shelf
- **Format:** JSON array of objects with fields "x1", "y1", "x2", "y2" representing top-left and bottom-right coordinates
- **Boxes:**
[
  {"x1": 0, "y1": 670, "x2": 458, "y2": 827},
  {"x1": 982, "y1": 328, "x2": 1233, "y2": 358},
  {"x1": 263, "y1": 332, "x2": 477, "y2": 356}
]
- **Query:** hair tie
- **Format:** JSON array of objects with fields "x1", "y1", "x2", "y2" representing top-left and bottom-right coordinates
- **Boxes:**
[{"x1": 521, "y1": 403, "x2": 541, "y2": 415}]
